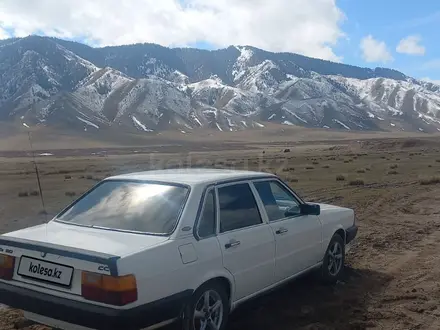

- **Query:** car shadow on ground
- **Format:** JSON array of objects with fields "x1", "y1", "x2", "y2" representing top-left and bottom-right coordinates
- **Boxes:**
[
  {"x1": 226, "y1": 267, "x2": 391, "y2": 330},
  {"x1": 165, "y1": 266, "x2": 391, "y2": 330}
]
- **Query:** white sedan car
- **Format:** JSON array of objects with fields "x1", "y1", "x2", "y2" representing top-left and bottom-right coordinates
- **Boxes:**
[{"x1": 0, "y1": 169, "x2": 357, "y2": 330}]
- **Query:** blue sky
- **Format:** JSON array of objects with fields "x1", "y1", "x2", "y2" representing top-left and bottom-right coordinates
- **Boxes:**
[
  {"x1": 0, "y1": 0, "x2": 439, "y2": 81},
  {"x1": 333, "y1": 0, "x2": 440, "y2": 81}
]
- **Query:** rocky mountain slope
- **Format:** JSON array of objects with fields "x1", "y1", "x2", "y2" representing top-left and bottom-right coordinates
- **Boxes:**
[{"x1": 1, "y1": 35, "x2": 439, "y2": 134}]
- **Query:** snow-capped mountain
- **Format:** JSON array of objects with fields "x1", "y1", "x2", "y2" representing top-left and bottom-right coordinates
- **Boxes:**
[
  {"x1": 1, "y1": 35, "x2": 440, "y2": 134},
  {"x1": 0, "y1": 36, "x2": 98, "y2": 119}
]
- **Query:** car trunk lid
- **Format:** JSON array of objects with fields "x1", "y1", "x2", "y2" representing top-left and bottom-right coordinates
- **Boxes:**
[
  {"x1": 0, "y1": 221, "x2": 168, "y2": 296},
  {"x1": 2, "y1": 221, "x2": 169, "y2": 256}
]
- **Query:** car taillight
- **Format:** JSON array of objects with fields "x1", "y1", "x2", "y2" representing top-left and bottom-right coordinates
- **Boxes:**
[
  {"x1": 81, "y1": 271, "x2": 137, "y2": 306},
  {"x1": 0, "y1": 254, "x2": 15, "y2": 280}
]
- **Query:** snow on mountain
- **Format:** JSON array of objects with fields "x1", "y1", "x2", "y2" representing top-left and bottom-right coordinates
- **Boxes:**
[
  {"x1": 1, "y1": 36, "x2": 440, "y2": 134},
  {"x1": 232, "y1": 46, "x2": 255, "y2": 82},
  {"x1": 115, "y1": 76, "x2": 193, "y2": 126},
  {"x1": 189, "y1": 75, "x2": 266, "y2": 117},
  {"x1": 167, "y1": 70, "x2": 189, "y2": 91},
  {"x1": 328, "y1": 75, "x2": 440, "y2": 130},
  {"x1": 58, "y1": 44, "x2": 98, "y2": 73},
  {"x1": 77, "y1": 116, "x2": 99, "y2": 129},
  {"x1": 74, "y1": 67, "x2": 133, "y2": 113},
  {"x1": 0, "y1": 36, "x2": 98, "y2": 119},
  {"x1": 131, "y1": 115, "x2": 153, "y2": 132},
  {"x1": 236, "y1": 60, "x2": 282, "y2": 93}
]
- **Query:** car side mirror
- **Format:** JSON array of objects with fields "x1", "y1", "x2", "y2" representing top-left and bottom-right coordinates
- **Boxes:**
[
  {"x1": 284, "y1": 206, "x2": 300, "y2": 217},
  {"x1": 299, "y1": 203, "x2": 320, "y2": 216}
]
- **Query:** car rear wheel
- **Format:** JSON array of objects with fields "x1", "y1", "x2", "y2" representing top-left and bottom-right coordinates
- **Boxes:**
[
  {"x1": 182, "y1": 282, "x2": 229, "y2": 330},
  {"x1": 321, "y1": 233, "x2": 345, "y2": 284}
]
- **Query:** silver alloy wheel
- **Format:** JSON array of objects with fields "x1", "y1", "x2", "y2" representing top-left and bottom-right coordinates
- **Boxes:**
[
  {"x1": 327, "y1": 241, "x2": 343, "y2": 276},
  {"x1": 193, "y1": 289, "x2": 224, "y2": 330}
]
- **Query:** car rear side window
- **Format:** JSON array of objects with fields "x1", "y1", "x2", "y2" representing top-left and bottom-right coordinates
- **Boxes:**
[
  {"x1": 254, "y1": 180, "x2": 301, "y2": 221},
  {"x1": 197, "y1": 189, "x2": 216, "y2": 238},
  {"x1": 218, "y1": 183, "x2": 262, "y2": 233},
  {"x1": 55, "y1": 180, "x2": 189, "y2": 235}
]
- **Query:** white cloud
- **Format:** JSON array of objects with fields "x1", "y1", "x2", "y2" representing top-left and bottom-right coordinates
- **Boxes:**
[
  {"x1": 0, "y1": 0, "x2": 345, "y2": 61},
  {"x1": 421, "y1": 77, "x2": 440, "y2": 85},
  {"x1": 360, "y1": 35, "x2": 393, "y2": 63},
  {"x1": 0, "y1": 27, "x2": 9, "y2": 39},
  {"x1": 396, "y1": 35, "x2": 425, "y2": 55}
]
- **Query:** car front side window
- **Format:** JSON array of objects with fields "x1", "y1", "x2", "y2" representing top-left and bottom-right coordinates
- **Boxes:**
[
  {"x1": 218, "y1": 183, "x2": 262, "y2": 233},
  {"x1": 254, "y1": 180, "x2": 301, "y2": 222}
]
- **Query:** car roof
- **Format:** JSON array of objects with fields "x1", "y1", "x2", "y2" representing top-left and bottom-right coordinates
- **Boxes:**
[{"x1": 107, "y1": 168, "x2": 276, "y2": 186}]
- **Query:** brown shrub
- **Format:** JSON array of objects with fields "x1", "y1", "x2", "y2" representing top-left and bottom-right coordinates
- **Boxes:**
[
  {"x1": 349, "y1": 179, "x2": 365, "y2": 186},
  {"x1": 419, "y1": 176, "x2": 440, "y2": 185},
  {"x1": 336, "y1": 175, "x2": 346, "y2": 181}
]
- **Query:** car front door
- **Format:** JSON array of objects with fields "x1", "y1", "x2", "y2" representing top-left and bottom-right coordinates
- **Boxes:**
[
  {"x1": 215, "y1": 182, "x2": 276, "y2": 301},
  {"x1": 252, "y1": 179, "x2": 322, "y2": 283}
]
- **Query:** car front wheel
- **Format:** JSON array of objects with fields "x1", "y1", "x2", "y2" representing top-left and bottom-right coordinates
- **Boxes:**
[
  {"x1": 321, "y1": 233, "x2": 345, "y2": 283},
  {"x1": 182, "y1": 282, "x2": 229, "y2": 330}
]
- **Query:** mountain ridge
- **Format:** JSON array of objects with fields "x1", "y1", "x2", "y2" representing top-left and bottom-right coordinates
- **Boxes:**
[
  {"x1": 0, "y1": 35, "x2": 439, "y2": 134},
  {"x1": 50, "y1": 37, "x2": 410, "y2": 81}
]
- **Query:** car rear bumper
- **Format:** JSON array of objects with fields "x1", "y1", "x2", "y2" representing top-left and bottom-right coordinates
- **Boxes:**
[
  {"x1": 0, "y1": 282, "x2": 192, "y2": 330},
  {"x1": 345, "y1": 224, "x2": 358, "y2": 244}
]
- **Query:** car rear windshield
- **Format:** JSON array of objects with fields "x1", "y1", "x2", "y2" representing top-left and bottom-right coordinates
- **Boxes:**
[{"x1": 55, "y1": 180, "x2": 189, "y2": 235}]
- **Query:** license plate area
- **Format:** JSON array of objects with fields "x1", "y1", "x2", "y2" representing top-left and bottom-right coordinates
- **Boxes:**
[{"x1": 17, "y1": 256, "x2": 74, "y2": 287}]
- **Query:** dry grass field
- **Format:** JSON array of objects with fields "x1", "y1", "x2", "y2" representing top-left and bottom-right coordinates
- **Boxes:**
[{"x1": 2, "y1": 135, "x2": 440, "y2": 329}]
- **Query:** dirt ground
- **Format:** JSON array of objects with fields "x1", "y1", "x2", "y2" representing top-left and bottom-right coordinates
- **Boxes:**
[{"x1": 2, "y1": 136, "x2": 440, "y2": 329}]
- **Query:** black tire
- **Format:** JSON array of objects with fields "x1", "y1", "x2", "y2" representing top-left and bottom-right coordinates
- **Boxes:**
[
  {"x1": 321, "y1": 233, "x2": 345, "y2": 284},
  {"x1": 182, "y1": 282, "x2": 229, "y2": 330}
]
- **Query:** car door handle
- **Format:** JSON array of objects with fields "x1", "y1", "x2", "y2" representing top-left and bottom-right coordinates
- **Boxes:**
[
  {"x1": 276, "y1": 227, "x2": 288, "y2": 235},
  {"x1": 225, "y1": 240, "x2": 241, "y2": 249}
]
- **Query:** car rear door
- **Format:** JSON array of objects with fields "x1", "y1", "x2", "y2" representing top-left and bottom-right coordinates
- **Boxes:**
[
  {"x1": 215, "y1": 181, "x2": 276, "y2": 301},
  {"x1": 252, "y1": 179, "x2": 323, "y2": 283}
]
